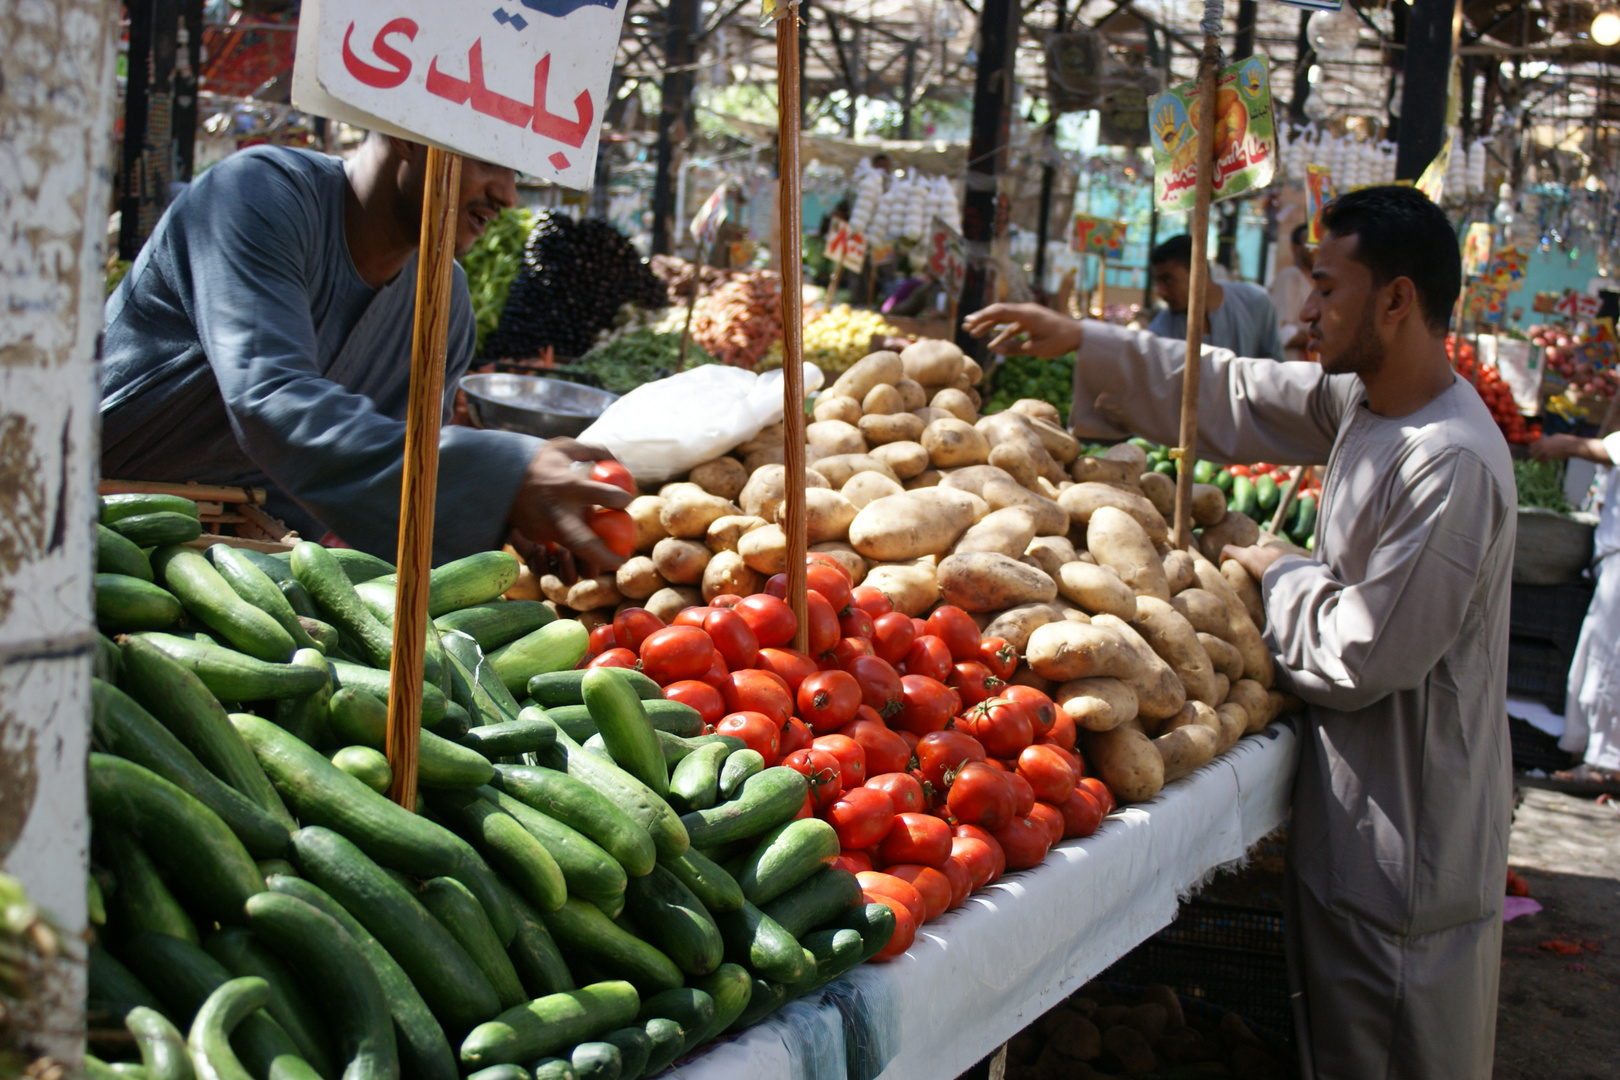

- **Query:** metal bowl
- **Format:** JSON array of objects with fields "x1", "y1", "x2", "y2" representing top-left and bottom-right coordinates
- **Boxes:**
[{"x1": 460, "y1": 373, "x2": 619, "y2": 439}]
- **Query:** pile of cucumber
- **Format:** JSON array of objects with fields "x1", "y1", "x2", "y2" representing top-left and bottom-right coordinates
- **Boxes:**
[{"x1": 87, "y1": 493, "x2": 894, "y2": 1080}]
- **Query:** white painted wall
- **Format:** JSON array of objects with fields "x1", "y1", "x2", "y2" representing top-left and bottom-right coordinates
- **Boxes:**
[{"x1": 0, "y1": 0, "x2": 120, "y2": 1062}]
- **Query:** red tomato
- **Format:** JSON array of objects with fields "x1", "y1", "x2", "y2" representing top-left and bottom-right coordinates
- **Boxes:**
[
  {"x1": 830, "y1": 636, "x2": 875, "y2": 670},
  {"x1": 664, "y1": 680, "x2": 724, "y2": 725},
  {"x1": 1077, "y1": 776, "x2": 1116, "y2": 817},
  {"x1": 673, "y1": 606, "x2": 716, "y2": 628},
  {"x1": 797, "y1": 669, "x2": 861, "y2": 734},
  {"x1": 910, "y1": 617, "x2": 929, "y2": 640},
  {"x1": 946, "y1": 762, "x2": 1016, "y2": 830},
  {"x1": 831, "y1": 851, "x2": 873, "y2": 875},
  {"x1": 587, "y1": 623, "x2": 618, "y2": 656},
  {"x1": 1028, "y1": 801, "x2": 1065, "y2": 846},
  {"x1": 703, "y1": 608, "x2": 759, "y2": 672},
  {"x1": 638, "y1": 626, "x2": 716, "y2": 685},
  {"x1": 991, "y1": 815, "x2": 1051, "y2": 870},
  {"x1": 978, "y1": 637, "x2": 1018, "y2": 681},
  {"x1": 1057, "y1": 785, "x2": 1106, "y2": 839},
  {"x1": 1017, "y1": 744, "x2": 1078, "y2": 803},
  {"x1": 709, "y1": 593, "x2": 743, "y2": 609},
  {"x1": 719, "y1": 670, "x2": 793, "y2": 727},
  {"x1": 926, "y1": 605, "x2": 981, "y2": 662},
  {"x1": 1001, "y1": 685, "x2": 1056, "y2": 736},
  {"x1": 856, "y1": 872, "x2": 927, "y2": 926},
  {"x1": 698, "y1": 650, "x2": 729, "y2": 689},
  {"x1": 883, "y1": 864, "x2": 951, "y2": 921},
  {"x1": 839, "y1": 719, "x2": 912, "y2": 777},
  {"x1": 715, "y1": 711, "x2": 781, "y2": 763},
  {"x1": 870, "y1": 612, "x2": 917, "y2": 666},
  {"x1": 879, "y1": 812, "x2": 951, "y2": 869},
  {"x1": 850, "y1": 585, "x2": 893, "y2": 619},
  {"x1": 1040, "y1": 710, "x2": 1077, "y2": 753},
  {"x1": 914, "y1": 730, "x2": 987, "y2": 791},
  {"x1": 806, "y1": 551, "x2": 852, "y2": 584},
  {"x1": 735, "y1": 594, "x2": 797, "y2": 648},
  {"x1": 806, "y1": 563, "x2": 852, "y2": 612},
  {"x1": 588, "y1": 647, "x2": 638, "y2": 670},
  {"x1": 588, "y1": 508, "x2": 636, "y2": 558},
  {"x1": 949, "y1": 836, "x2": 996, "y2": 889},
  {"x1": 613, "y1": 608, "x2": 667, "y2": 653},
  {"x1": 838, "y1": 606, "x2": 876, "y2": 642},
  {"x1": 864, "y1": 891, "x2": 917, "y2": 962},
  {"x1": 952, "y1": 824, "x2": 1006, "y2": 883},
  {"x1": 957, "y1": 698, "x2": 1034, "y2": 758},
  {"x1": 793, "y1": 793, "x2": 815, "y2": 819},
  {"x1": 938, "y1": 854, "x2": 974, "y2": 909},
  {"x1": 806, "y1": 589, "x2": 840, "y2": 655},
  {"x1": 589, "y1": 460, "x2": 636, "y2": 494},
  {"x1": 847, "y1": 655, "x2": 903, "y2": 718},
  {"x1": 894, "y1": 675, "x2": 957, "y2": 737},
  {"x1": 866, "y1": 772, "x2": 926, "y2": 816},
  {"x1": 763, "y1": 573, "x2": 788, "y2": 599},
  {"x1": 1004, "y1": 771, "x2": 1036, "y2": 816},
  {"x1": 948, "y1": 661, "x2": 1004, "y2": 709},
  {"x1": 777, "y1": 717, "x2": 814, "y2": 758},
  {"x1": 782, "y1": 748, "x2": 843, "y2": 811},
  {"x1": 811, "y1": 733, "x2": 867, "y2": 788},
  {"x1": 827, "y1": 787, "x2": 895, "y2": 850},
  {"x1": 901, "y1": 635, "x2": 953, "y2": 682},
  {"x1": 755, "y1": 648, "x2": 818, "y2": 695}
]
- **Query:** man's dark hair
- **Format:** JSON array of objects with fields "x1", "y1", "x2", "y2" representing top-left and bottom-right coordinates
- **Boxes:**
[
  {"x1": 1149, "y1": 233, "x2": 1193, "y2": 268},
  {"x1": 1290, "y1": 223, "x2": 1309, "y2": 247},
  {"x1": 1320, "y1": 185, "x2": 1460, "y2": 334}
]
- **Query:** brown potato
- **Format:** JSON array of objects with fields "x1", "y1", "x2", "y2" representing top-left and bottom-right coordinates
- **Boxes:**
[
  {"x1": 739, "y1": 464, "x2": 830, "y2": 521},
  {"x1": 1137, "y1": 470, "x2": 1176, "y2": 519},
  {"x1": 566, "y1": 574, "x2": 622, "y2": 612},
  {"x1": 1221, "y1": 559, "x2": 1267, "y2": 631},
  {"x1": 644, "y1": 585, "x2": 703, "y2": 623},
  {"x1": 1036, "y1": 476, "x2": 1065, "y2": 501},
  {"x1": 576, "y1": 608, "x2": 611, "y2": 631},
  {"x1": 689, "y1": 457, "x2": 749, "y2": 501},
  {"x1": 960, "y1": 356, "x2": 984, "y2": 387},
  {"x1": 921, "y1": 418, "x2": 991, "y2": 468},
  {"x1": 846, "y1": 487, "x2": 985, "y2": 561},
  {"x1": 1025, "y1": 620, "x2": 1138, "y2": 682},
  {"x1": 810, "y1": 453, "x2": 901, "y2": 488},
  {"x1": 976, "y1": 412, "x2": 1064, "y2": 485},
  {"x1": 1023, "y1": 535, "x2": 1078, "y2": 579},
  {"x1": 858, "y1": 411, "x2": 927, "y2": 445},
  {"x1": 1211, "y1": 673, "x2": 1231, "y2": 710},
  {"x1": 809, "y1": 541, "x2": 867, "y2": 586},
  {"x1": 1008, "y1": 398, "x2": 1061, "y2": 424},
  {"x1": 702, "y1": 550, "x2": 759, "y2": 602},
  {"x1": 1191, "y1": 554, "x2": 1273, "y2": 687},
  {"x1": 1082, "y1": 726, "x2": 1164, "y2": 804},
  {"x1": 1087, "y1": 506, "x2": 1172, "y2": 601},
  {"x1": 1225, "y1": 679, "x2": 1274, "y2": 734},
  {"x1": 1191, "y1": 483, "x2": 1227, "y2": 526},
  {"x1": 1059, "y1": 482, "x2": 1169, "y2": 545},
  {"x1": 812, "y1": 394, "x2": 863, "y2": 425},
  {"x1": 537, "y1": 573, "x2": 572, "y2": 607},
  {"x1": 1028, "y1": 415, "x2": 1081, "y2": 464},
  {"x1": 806, "y1": 419, "x2": 868, "y2": 457},
  {"x1": 981, "y1": 478, "x2": 1070, "y2": 537},
  {"x1": 870, "y1": 440, "x2": 929, "y2": 479},
  {"x1": 938, "y1": 552, "x2": 1057, "y2": 612},
  {"x1": 1052, "y1": 597, "x2": 1093, "y2": 623},
  {"x1": 1160, "y1": 699, "x2": 1221, "y2": 734},
  {"x1": 1056, "y1": 561, "x2": 1136, "y2": 619},
  {"x1": 981, "y1": 602, "x2": 1063, "y2": 653},
  {"x1": 1103, "y1": 442, "x2": 1147, "y2": 473},
  {"x1": 1197, "y1": 511, "x2": 1259, "y2": 563},
  {"x1": 861, "y1": 560, "x2": 941, "y2": 616},
  {"x1": 930, "y1": 387, "x2": 977, "y2": 423},
  {"x1": 783, "y1": 487, "x2": 858, "y2": 545},
  {"x1": 862, "y1": 382, "x2": 904, "y2": 415},
  {"x1": 1006, "y1": 667, "x2": 1054, "y2": 694},
  {"x1": 952, "y1": 507, "x2": 1040, "y2": 559},
  {"x1": 911, "y1": 406, "x2": 953, "y2": 425},
  {"x1": 706, "y1": 514, "x2": 769, "y2": 553},
  {"x1": 1162, "y1": 549, "x2": 1197, "y2": 594},
  {"x1": 1056, "y1": 676, "x2": 1139, "y2": 731},
  {"x1": 1070, "y1": 456, "x2": 1139, "y2": 486},
  {"x1": 828, "y1": 351, "x2": 903, "y2": 401},
  {"x1": 1171, "y1": 588, "x2": 1231, "y2": 637},
  {"x1": 737, "y1": 524, "x2": 788, "y2": 575},
  {"x1": 938, "y1": 464, "x2": 1017, "y2": 498},
  {"x1": 614, "y1": 556, "x2": 665, "y2": 601},
  {"x1": 741, "y1": 445, "x2": 787, "y2": 474},
  {"x1": 1091, "y1": 613, "x2": 1186, "y2": 724},
  {"x1": 660, "y1": 488, "x2": 740, "y2": 540},
  {"x1": 1155, "y1": 724, "x2": 1220, "y2": 783},
  {"x1": 1197, "y1": 633, "x2": 1244, "y2": 681},
  {"x1": 894, "y1": 378, "x2": 928, "y2": 411},
  {"x1": 842, "y1": 471, "x2": 905, "y2": 510},
  {"x1": 651, "y1": 537, "x2": 712, "y2": 586},
  {"x1": 988, "y1": 442, "x2": 1040, "y2": 488},
  {"x1": 903, "y1": 469, "x2": 943, "y2": 490},
  {"x1": 1213, "y1": 700, "x2": 1245, "y2": 749},
  {"x1": 1131, "y1": 596, "x2": 1221, "y2": 706},
  {"x1": 627, "y1": 495, "x2": 669, "y2": 552},
  {"x1": 900, "y1": 339, "x2": 965, "y2": 387}
]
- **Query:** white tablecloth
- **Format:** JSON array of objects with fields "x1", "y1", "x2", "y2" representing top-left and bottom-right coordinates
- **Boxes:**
[{"x1": 666, "y1": 720, "x2": 1300, "y2": 1080}]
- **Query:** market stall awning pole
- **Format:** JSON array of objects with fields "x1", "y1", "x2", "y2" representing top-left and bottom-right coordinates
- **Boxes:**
[
  {"x1": 1268, "y1": 465, "x2": 1310, "y2": 536},
  {"x1": 1172, "y1": 5, "x2": 1222, "y2": 552},
  {"x1": 386, "y1": 146, "x2": 463, "y2": 809},
  {"x1": 775, "y1": 0, "x2": 809, "y2": 653}
]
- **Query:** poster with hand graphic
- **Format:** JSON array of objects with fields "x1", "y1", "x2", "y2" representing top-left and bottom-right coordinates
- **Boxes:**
[{"x1": 1149, "y1": 56, "x2": 1277, "y2": 211}]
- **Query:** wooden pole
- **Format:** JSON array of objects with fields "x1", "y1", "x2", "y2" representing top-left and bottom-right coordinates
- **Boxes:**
[
  {"x1": 678, "y1": 263, "x2": 703, "y2": 371},
  {"x1": 776, "y1": 2, "x2": 809, "y2": 653},
  {"x1": 1268, "y1": 465, "x2": 1310, "y2": 536},
  {"x1": 386, "y1": 146, "x2": 463, "y2": 809},
  {"x1": 1172, "y1": 30, "x2": 1221, "y2": 551}
]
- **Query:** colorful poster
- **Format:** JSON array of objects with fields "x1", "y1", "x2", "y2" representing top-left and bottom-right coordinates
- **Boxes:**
[
  {"x1": 1485, "y1": 246, "x2": 1527, "y2": 286},
  {"x1": 840, "y1": 229, "x2": 868, "y2": 273},
  {"x1": 824, "y1": 218, "x2": 852, "y2": 267},
  {"x1": 927, "y1": 216, "x2": 967, "y2": 302},
  {"x1": 1553, "y1": 290, "x2": 1602, "y2": 321},
  {"x1": 1465, "y1": 282, "x2": 1509, "y2": 323},
  {"x1": 1305, "y1": 165, "x2": 1335, "y2": 245},
  {"x1": 1533, "y1": 291, "x2": 1559, "y2": 314},
  {"x1": 1070, "y1": 215, "x2": 1127, "y2": 256},
  {"x1": 1462, "y1": 222, "x2": 1493, "y2": 279},
  {"x1": 690, "y1": 184, "x2": 729, "y2": 254},
  {"x1": 1150, "y1": 56, "x2": 1277, "y2": 211}
]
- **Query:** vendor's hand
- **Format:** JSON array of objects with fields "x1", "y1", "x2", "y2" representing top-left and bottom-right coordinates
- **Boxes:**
[
  {"x1": 961, "y1": 303, "x2": 1083, "y2": 358},
  {"x1": 1529, "y1": 433, "x2": 1580, "y2": 462},
  {"x1": 1221, "y1": 543, "x2": 1287, "y2": 583},
  {"x1": 508, "y1": 438, "x2": 632, "y2": 576}
]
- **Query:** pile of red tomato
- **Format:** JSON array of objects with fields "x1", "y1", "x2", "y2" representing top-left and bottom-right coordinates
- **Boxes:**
[
  {"x1": 1447, "y1": 334, "x2": 1542, "y2": 445},
  {"x1": 581, "y1": 554, "x2": 1118, "y2": 962}
]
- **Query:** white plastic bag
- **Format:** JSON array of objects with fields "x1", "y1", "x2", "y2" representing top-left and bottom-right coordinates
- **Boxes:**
[{"x1": 580, "y1": 363, "x2": 823, "y2": 482}]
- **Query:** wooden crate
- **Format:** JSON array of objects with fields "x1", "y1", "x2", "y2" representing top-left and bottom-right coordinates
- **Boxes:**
[{"x1": 100, "y1": 479, "x2": 298, "y2": 553}]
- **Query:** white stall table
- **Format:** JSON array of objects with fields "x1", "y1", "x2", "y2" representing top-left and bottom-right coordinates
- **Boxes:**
[{"x1": 665, "y1": 720, "x2": 1299, "y2": 1080}]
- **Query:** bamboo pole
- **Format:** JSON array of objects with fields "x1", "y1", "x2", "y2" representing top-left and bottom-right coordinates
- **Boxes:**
[
  {"x1": 775, "y1": 1, "x2": 809, "y2": 653},
  {"x1": 99, "y1": 479, "x2": 267, "y2": 505},
  {"x1": 677, "y1": 264, "x2": 703, "y2": 371},
  {"x1": 1172, "y1": 28, "x2": 1222, "y2": 552},
  {"x1": 1268, "y1": 465, "x2": 1310, "y2": 536},
  {"x1": 386, "y1": 146, "x2": 463, "y2": 809}
]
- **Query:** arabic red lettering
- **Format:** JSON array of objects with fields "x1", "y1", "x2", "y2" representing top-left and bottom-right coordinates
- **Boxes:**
[
  {"x1": 531, "y1": 54, "x2": 594, "y2": 148},
  {"x1": 343, "y1": 19, "x2": 416, "y2": 89},
  {"x1": 427, "y1": 40, "x2": 534, "y2": 127}
]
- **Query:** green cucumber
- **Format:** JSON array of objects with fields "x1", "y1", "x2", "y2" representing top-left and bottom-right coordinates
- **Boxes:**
[
  {"x1": 667, "y1": 743, "x2": 728, "y2": 814},
  {"x1": 712, "y1": 901, "x2": 805, "y2": 983},
  {"x1": 802, "y1": 927, "x2": 864, "y2": 988},
  {"x1": 717, "y1": 750, "x2": 765, "y2": 800},
  {"x1": 103, "y1": 492, "x2": 201, "y2": 524},
  {"x1": 580, "y1": 668, "x2": 667, "y2": 798},
  {"x1": 125, "y1": 1006, "x2": 191, "y2": 1080},
  {"x1": 431, "y1": 551, "x2": 521, "y2": 615},
  {"x1": 1228, "y1": 475, "x2": 1258, "y2": 519},
  {"x1": 110, "y1": 512, "x2": 202, "y2": 548},
  {"x1": 208, "y1": 545, "x2": 318, "y2": 652},
  {"x1": 296, "y1": 614, "x2": 338, "y2": 651},
  {"x1": 1213, "y1": 468, "x2": 1235, "y2": 493},
  {"x1": 285, "y1": 828, "x2": 498, "y2": 1034},
  {"x1": 330, "y1": 747, "x2": 391, "y2": 793},
  {"x1": 638, "y1": 1018, "x2": 684, "y2": 1076},
  {"x1": 283, "y1": 581, "x2": 320, "y2": 621},
  {"x1": 457, "y1": 982, "x2": 639, "y2": 1069},
  {"x1": 84, "y1": 1054, "x2": 136, "y2": 1080},
  {"x1": 1294, "y1": 493, "x2": 1318, "y2": 542},
  {"x1": 759, "y1": 867, "x2": 862, "y2": 939},
  {"x1": 466, "y1": 1068, "x2": 530, "y2": 1080},
  {"x1": 417, "y1": 878, "x2": 527, "y2": 1011},
  {"x1": 680, "y1": 768, "x2": 808, "y2": 849},
  {"x1": 270, "y1": 649, "x2": 333, "y2": 747},
  {"x1": 688, "y1": 964, "x2": 750, "y2": 1050},
  {"x1": 460, "y1": 718, "x2": 556, "y2": 758},
  {"x1": 501, "y1": 883, "x2": 575, "y2": 998},
  {"x1": 91, "y1": 679, "x2": 290, "y2": 857},
  {"x1": 835, "y1": 902, "x2": 898, "y2": 962},
  {"x1": 154, "y1": 546, "x2": 297, "y2": 663},
  {"x1": 132, "y1": 632, "x2": 330, "y2": 701},
  {"x1": 529, "y1": 1061, "x2": 573, "y2": 1080},
  {"x1": 235, "y1": 714, "x2": 513, "y2": 943},
  {"x1": 537, "y1": 899, "x2": 682, "y2": 998},
  {"x1": 441, "y1": 633, "x2": 524, "y2": 726},
  {"x1": 96, "y1": 631, "x2": 123, "y2": 683},
  {"x1": 1254, "y1": 472, "x2": 1280, "y2": 516},
  {"x1": 489, "y1": 764, "x2": 655, "y2": 878},
  {"x1": 88, "y1": 755, "x2": 264, "y2": 924},
  {"x1": 268, "y1": 548, "x2": 393, "y2": 585},
  {"x1": 265, "y1": 875, "x2": 457, "y2": 1080},
  {"x1": 289, "y1": 543, "x2": 395, "y2": 671},
  {"x1": 657, "y1": 849, "x2": 743, "y2": 915},
  {"x1": 1192, "y1": 459, "x2": 1217, "y2": 484},
  {"x1": 526, "y1": 669, "x2": 661, "y2": 710},
  {"x1": 187, "y1": 976, "x2": 272, "y2": 1080},
  {"x1": 89, "y1": 943, "x2": 165, "y2": 1018},
  {"x1": 235, "y1": 550, "x2": 295, "y2": 585},
  {"x1": 487, "y1": 622, "x2": 589, "y2": 696},
  {"x1": 257, "y1": 859, "x2": 297, "y2": 879},
  {"x1": 599, "y1": 1030, "x2": 648, "y2": 1080},
  {"x1": 99, "y1": 828, "x2": 198, "y2": 944},
  {"x1": 542, "y1": 729, "x2": 689, "y2": 861},
  {"x1": 568, "y1": 1043, "x2": 619, "y2": 1080},
  {"x1": 99, "y1": 523, "x2": 156, "y2": 581},
  {"x1": 435, "y1": 601, "x2": 556, "y2": 653},
  {"x1": 427, "y1": 790, "x2": 567, "y2": 913},
  {"x1": 478, "y1": 788, "x2": 626, "y2": 905},
  {"x1": 622, "y1": 865, "x2": 723, "y2": 978},
  {"x1": 97, "y1": 573, "x2": 181, "y2": 632},
  {"x1": 326, "y1": 662, "x2": 447, "y2": 727},
  {"x1": 735, "y1": 819, "x2": 840, "y2": 906},
  {"x1": 204, "y1": 927, "x2": 337, "y2": 1080},
  {"x1": 636, "y1": 988, "x2": 713, "y2": 1055},
  {"x1": 326, "y1": 688, "x2": 493, "y2": 789},
  {"x1": 540, "y1": 700, "x2": 702, "y2": 742}
]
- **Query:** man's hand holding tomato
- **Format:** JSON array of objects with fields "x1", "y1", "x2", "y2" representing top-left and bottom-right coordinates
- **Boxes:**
[{"x1": 507, "y1": 440, "x2": 634, "y2": 582}]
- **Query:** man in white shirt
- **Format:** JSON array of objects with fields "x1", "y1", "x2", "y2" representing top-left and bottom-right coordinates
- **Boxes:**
[
  {"x1": 1145, "y1": 234, "x2": 1282, "y2": 360},
  {"x1": 1270, "y1": 223, "x2": 1315, "y2": 362}
]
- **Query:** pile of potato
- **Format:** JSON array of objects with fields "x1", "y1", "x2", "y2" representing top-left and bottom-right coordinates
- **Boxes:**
[{"x1": 524, "y1": 342, "x2": 1295, "y2": 806}]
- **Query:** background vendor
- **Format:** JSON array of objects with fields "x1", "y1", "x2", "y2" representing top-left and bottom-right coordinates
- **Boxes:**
[
  {"x1": 1146, "y1": 233, "x2": 1282, "y2": 361},
  {"x1": 99, "y1": 134, "x2": 630, "y2": 568}
]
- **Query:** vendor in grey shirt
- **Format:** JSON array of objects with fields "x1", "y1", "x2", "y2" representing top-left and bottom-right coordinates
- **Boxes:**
[
  {"x1": 1146, "y1": 233, "x2": 1283, "y2": 361},
  {"x1": 100, "y1": 134, "x2": 629, "y2": 567}
]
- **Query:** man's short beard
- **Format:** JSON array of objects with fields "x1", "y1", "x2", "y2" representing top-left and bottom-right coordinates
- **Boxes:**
[{"x1": 1318, "y1": 300, "x2": 1385, "y2": 376}]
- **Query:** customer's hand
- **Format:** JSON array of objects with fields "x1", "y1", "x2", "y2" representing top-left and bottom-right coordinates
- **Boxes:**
[
  {"x1": 1221, "y1": 543, "x2": 1287, "y2": 583},
  {"x1": 508, "y1": 438, "x2": 632, "y2": 575},
  {"x1": 961, "y1": 303, "x2": 1083, "y2": 358},
  {"x1": 1529, "y1": 433, "x2": 1581, "y2": 463}
]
